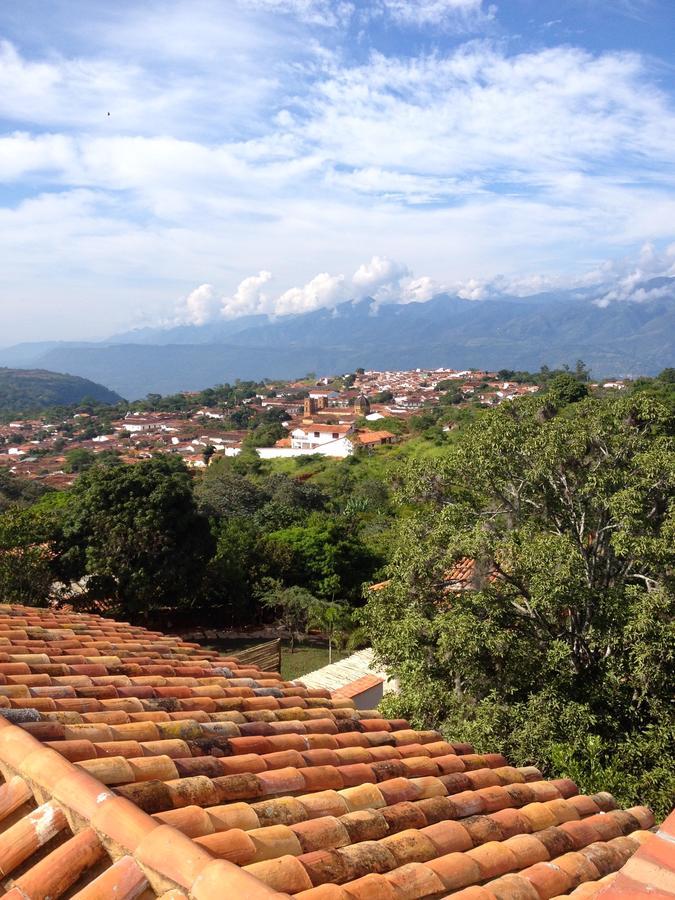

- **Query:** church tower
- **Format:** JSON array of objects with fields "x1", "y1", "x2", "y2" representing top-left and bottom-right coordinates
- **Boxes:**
[{"x1": 353, "y1": 394, "x2": 371, "y2": 415}]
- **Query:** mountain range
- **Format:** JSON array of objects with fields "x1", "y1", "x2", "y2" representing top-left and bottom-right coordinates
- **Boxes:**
[{"x1": 1, "y1": 279, "x2": 673, "y2": 399}]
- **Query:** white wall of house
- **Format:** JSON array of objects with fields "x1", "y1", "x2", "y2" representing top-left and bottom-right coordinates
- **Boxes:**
[
  {"x1": 256, "y1": 447, "x2": 310, "y2": 459},
  {"x1": 257, "y1": 440, "x2": 353, "y2": 459}
]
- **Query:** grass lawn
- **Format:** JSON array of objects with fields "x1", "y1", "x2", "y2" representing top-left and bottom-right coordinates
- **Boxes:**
[
  {"x1": 203, "y1": 637, "x2": 349, "y2": 681},
  {"x1": 280, "y1": 641, "x2": 350, "y2": 681}
]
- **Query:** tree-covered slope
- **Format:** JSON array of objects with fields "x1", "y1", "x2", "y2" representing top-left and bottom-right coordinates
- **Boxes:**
[{"x1": 0, "y1": 368, "x2": 123, "y2": 412}]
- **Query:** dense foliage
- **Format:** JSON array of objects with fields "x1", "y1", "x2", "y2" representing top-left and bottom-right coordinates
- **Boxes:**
[
  {"x1": 363, "y1": 392, "x2": 675, "y2": 816},
  {"x1": 0, "y1": 449, "x2": 392, "y2": 626},
  {"x1": 0, "y1": 368, "x2": 122, "y2": 414}
]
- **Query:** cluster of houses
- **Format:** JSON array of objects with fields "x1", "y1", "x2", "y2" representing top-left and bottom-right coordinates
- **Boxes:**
[{"x1": 1, "y1": 368, "x2": 626, "y2": 481}]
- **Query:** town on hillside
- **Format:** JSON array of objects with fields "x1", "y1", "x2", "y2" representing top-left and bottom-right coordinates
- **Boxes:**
[
  {"x1": 0, "y1": 368, "x2": 626, "y2": 488},
  {"x1": 0, "y1": 366, "x2": 631, "y2": 486}
]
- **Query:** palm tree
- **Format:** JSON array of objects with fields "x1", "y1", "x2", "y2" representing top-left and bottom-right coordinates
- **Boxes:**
[{"x1": 308, "y1": 600, "x2": 353, "y2": 664}]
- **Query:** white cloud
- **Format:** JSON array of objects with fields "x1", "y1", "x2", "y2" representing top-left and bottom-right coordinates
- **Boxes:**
[
  {"x1": 402, "y1": 275, "x2": 441, "y2": 303},
  {"x1": 352, "y1": 255, "x2": 409, "y2": 296},
  {"x1": 221, "y1": 271, "x2": 273, "y2": 318},
  {"x1": 1, "y1": 1, "x2": 674, "y2": 343},
  {"x1": 378, "y1": 0, "x2": 495, "y2": 29},
  {"x1": 276, "y1": 272, "x2": 348, "y2": 314},
  {"x1": 238, "y1": 0, "x2": 354, "y2": 27},
  {"x1": 593, "y1": 243, "x2": 675, "y2": 307},
  {"x1": 300, "y1": 46, "x2": 675, "y2": 190},
  {"x1": 457, "y1": 278, "x2": 488, "y2": 300},
  {"x1": 352, "y1": 255, "x2": 444, "y2": 304},
  {"x1": 175, "y1": 284, "x2": 220, "y2": 325},
  {"x1": 177, "y1": 256, "x2": 444, "y2": 322},
  {"x1": 449, "y1": 243, "x2": 675, "y2": 306}
]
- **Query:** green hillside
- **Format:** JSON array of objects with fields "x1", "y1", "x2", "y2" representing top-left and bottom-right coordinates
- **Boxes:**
[{"x1": 0, "y1": 368, "x2": 123, "y2": 413}]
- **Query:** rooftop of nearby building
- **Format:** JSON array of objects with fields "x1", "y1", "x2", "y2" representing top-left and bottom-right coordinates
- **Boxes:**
[
  {"x1": 298, "y1": 649, "x2": 388, "y2": 697},
  {"x1": 0, "y1": 603, "x2": 670, "y2": 899}
]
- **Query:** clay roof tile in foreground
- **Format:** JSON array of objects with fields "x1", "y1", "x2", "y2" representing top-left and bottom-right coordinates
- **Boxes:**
[{"x1": 0, "y1": 602, "x2": 667, "y2": 899}]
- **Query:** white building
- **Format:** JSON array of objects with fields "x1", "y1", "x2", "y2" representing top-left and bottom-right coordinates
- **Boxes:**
[
  {"x1": 290, "y1": 423, "x2": 354, "y2": 457},
  {"x1": 308, "y1": 389, "x2": 339, "y2": 401}
]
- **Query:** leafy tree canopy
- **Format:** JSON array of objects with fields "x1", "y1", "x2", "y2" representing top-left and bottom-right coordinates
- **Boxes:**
[
  {"x1": 57, "y1": 456, "x2": 214, "y2": 619},
  {"x1": 364, "y1": 394, "x2": 675, "y2": 816},
  {"x1": 0, "y1": 506, "x2": 57, "y2": 606}
]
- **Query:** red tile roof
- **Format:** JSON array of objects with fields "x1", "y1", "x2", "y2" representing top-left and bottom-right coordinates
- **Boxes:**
[
  {"x1": 299, "y1": 424, "x2": 352, "y2": 434},
  {"x1": 596, "y1": 808, "x2": 675, "y2": 898},
  {"x1": 331, "y1": 674, "x2": 384, "y2": 700},
  {"x1": 0, "y1": 603, "x2": 665, "y2": 899},
  {"x1": 446, "y1": 557, "x2": 502, "y2": 588},
  {"x1": 353, "y1": 431, "x2": 396, "y2": 446}
]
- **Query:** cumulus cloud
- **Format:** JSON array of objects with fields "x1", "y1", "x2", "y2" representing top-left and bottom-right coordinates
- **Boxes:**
[
  {"x1": 352, "y1": 255, "x2": 409, "y2": 297},
  {"x1": 352, "y1": 255, "x2": 444, "y2": 304},
  {"x1": 402, "y1": 275, "x2": 440, "y2": 303},
  {"x1": 175, "y1": 284, "x2": 220, "y2": 325},
  {"x1": 173, "y1": 255, "x2": 445, "y2": 323},
  {"x1": 276, "y1": 272, "x2": 348, "y2": 315},
  {"x1": 457, "y1": 278, "x2": 488, "y2": 300},
  {"x1": 448, "y1": 244, "x2": 675, "y2": 307},
  {"x1": 221, "y1": 271, "x2": 273, "y2": 318}
]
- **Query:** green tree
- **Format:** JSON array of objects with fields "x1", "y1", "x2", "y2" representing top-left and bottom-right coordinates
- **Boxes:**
[
  {"x1": 194, "y1": 463, "x2": 267, "y2": 519},
  {"x1": 202, "y1": 444, "x2": 217, "y2": 465},
  {"x1": 266, "y1": 516, "x2": 378, "y2": 601},
  {"x1": 547, "y1": 372, "x2": 589, "y2": 406},
  {"x1": 259, "y1": 582, "x2": 316, "y2": 652},
  {"x1": 373, "y1": 390, "x2": 394, "y2": 403},
  {"x1": 253, "y1": 474, "x2": 326, "y2": 531},
  {"x1": 0, "y1": 470, "x2": 51, "y2": 512},
  {"x1": 308, "y1": 599, "x2": 353, "y2": 663},
  {"x1": 0, "y1": 506, "x2": 57, "y2": 605},
  {"x1": 63, "y1": 448, "x2": 97, "y2": 473},
  {"x1": 244, "y1": 422, "x2": 284, "y2": 448},
  {"x1": 57, "y1": 456, "x2": 213, "y2": 619},
  {"x1": 201, "y1": 518, "x2": 263, "y2": 625},
  {"x1": 364, "y1": 394, "x2": 675, "y2": 816}
]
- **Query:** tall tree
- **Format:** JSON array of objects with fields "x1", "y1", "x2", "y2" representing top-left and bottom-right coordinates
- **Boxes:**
[
  {"x1": 58, "y1": 456, "x2": 213, "y2": 619},
  {"x1": 364, "y1": 394, "x2": 674, "y2": 816}
]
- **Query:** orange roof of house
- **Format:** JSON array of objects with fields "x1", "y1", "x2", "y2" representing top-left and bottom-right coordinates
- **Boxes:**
[
  {"x1": 597, "y1": 808, "x2": 675, "y2": 897},
  {"x1": 369, "y1": 579, "x2": 391, "y2": 591},
  {"x1": 446, "y1": 556, "x2": 503, "y2": 588},
  {"x1": 331, "y1": 674, "x2": 384, "y2": 699},
  {"x1": 354, "y1": 431, "x2": 396, "y2": 445},
  {"x1": 368, "y1": 558, "x2": 500, "y2": 596},
  {"x1": 0, "y1": 602, "x2": 664, "y2": 899},
  {"x1": 299, "y1": 424, "x2": 352, "y2": 434}
]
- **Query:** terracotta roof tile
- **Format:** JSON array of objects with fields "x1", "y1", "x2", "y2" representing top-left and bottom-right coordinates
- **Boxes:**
[{"x1": 0, "y1": 602, "x2": 666, "y2": 899}]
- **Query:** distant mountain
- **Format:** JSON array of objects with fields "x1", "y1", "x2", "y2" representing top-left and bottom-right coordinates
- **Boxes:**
[
  {"x1": 1, "y1": 280, "x2": 673, "y2": 399},
  {"x1": 108, "y1": 315, "x2": 270, "y2": 345},
  {"x1": 0, "y1": 368, "x2": 123, "y2": 412}
]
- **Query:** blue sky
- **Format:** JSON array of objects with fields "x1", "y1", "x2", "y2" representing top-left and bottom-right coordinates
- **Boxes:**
[{"x1": 0, "y1": 0, "x2": 674, "y2": 341}]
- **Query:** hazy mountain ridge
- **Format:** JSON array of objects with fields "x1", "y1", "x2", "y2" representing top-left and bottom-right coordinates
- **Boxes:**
[
  {"x1": 1, "y1": 280, "x2": 673, "y2": 399},
  {"x1": 0, "y1": 368, "x2": 123, "y2": 411}
]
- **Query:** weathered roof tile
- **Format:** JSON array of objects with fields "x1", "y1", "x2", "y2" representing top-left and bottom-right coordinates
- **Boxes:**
[{"x1": 0, "y1": 602, "x2": 666, "y2": 899}]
